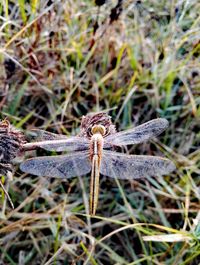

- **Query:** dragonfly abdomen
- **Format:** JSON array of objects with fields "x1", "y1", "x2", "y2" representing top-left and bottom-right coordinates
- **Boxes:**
[{"x1": 89, "y1": 133, "x2": 104, "y2": 215}]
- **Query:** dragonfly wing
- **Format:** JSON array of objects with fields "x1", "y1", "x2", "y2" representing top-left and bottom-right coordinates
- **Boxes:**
[
  {"x1": 104, "y1": 118, "x2": 169, "y2": 146},
  {"x1": 30, "y1": 129, "x2": 69, "y2": 141},
  {"x1": 28, "y1": 129, "x2": 90, "y2": 152},
  {"x1": 20, "y1": 151, "x2": 91, "y2": 178},
  {"x1": 31, "y1": 137, "x2": 90, "y2": 152},
  {"x1": 100, "y1": 150, "x2": 175, "y2": 179}
]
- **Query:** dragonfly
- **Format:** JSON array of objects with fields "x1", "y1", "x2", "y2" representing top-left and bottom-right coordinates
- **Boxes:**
[{"x1": 20, "y1": 113, "x2": 175, "y2": 215}]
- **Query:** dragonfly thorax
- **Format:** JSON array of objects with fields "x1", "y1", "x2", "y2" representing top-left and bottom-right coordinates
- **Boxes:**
[
  {"x1": 90, "y1": 130, "x2": 104, "y2": 157},
  {"x1": 91, "y1": 124, "x2": 106, "y2": 136}
]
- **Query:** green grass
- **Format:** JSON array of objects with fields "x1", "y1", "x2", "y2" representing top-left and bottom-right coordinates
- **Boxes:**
[{"x1": 0, "y1": 0, "x2": 200, "y2": 264}]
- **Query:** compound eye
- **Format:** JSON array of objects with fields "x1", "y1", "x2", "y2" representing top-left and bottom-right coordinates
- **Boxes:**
[
  {"x1": 91, "y1": 125, "x2": 97, "y2": 135},
  {"x1": 99, "y1": 125, "x2": 106, "y2": 136},
  {"x1": 91, "y1": 125, "x2": 106, "y2": 135}
]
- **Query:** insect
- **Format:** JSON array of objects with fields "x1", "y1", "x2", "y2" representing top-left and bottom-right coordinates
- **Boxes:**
[{"x1": 20, "y1": 113, "x2": 175, "y2": 215}]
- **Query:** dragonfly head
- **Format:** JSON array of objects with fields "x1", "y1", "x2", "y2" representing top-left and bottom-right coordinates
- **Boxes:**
[
  {"x1": 91, "y1": 124, "x2": 106, "y2": 136},
  {"x1": 79, "y1": 112, "x2": 116, "y2": 139}
]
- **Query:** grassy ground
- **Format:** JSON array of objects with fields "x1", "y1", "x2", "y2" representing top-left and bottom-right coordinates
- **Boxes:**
[{"x1": 0, "y1": 0, "x2": 200, "y2": 264}]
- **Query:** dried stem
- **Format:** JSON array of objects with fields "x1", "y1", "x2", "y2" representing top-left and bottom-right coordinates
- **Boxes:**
[{"x1": 0, "y1": 179, "x2": 14, "y2": 209}]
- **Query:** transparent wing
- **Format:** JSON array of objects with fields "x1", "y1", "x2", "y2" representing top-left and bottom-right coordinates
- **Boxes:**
[
  {"x1": 20, "y1": 151, "x2": 91, "y2": 178},
  {"x1": 104, "y1": 118, "x2": 169, "y2": 146},
  {"x1": 28, "y1": 129, "x2": 90, "y2": 152},
  {"x1": 31, "y1": 138, "x2": 90, "y2": 152},
  {"x1": 100, "y1": 150, "x2": 175, "y2": 179},
  {"x1": 30, "y1": 129, "x2": 69, "y2": 141}
]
